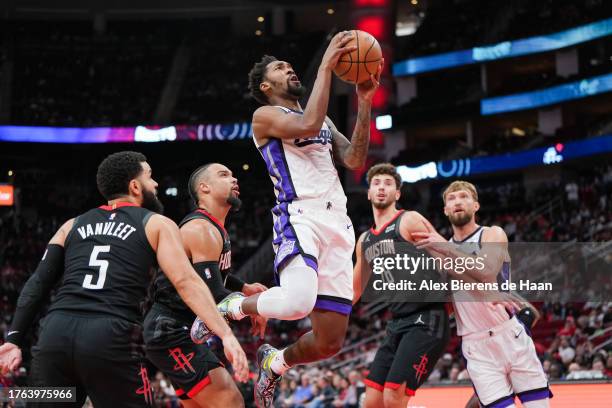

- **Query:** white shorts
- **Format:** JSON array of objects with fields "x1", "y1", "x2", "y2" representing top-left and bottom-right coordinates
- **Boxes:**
[
  {"x1": 271, "y1": 199, "x2": 355, "y2": 315},
  {"x1": 462, "y1": 316, "x2": 552, "y2": 407}
]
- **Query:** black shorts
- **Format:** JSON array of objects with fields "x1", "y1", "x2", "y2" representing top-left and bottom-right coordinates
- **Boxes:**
[
  {"x1": 365, "y1": 308, "x2": 449, "y2": 396},
  {"x1": 28, "y1": 311, "x2": 153, "y2": 408},
  {"x1": 143, "y1": 303, "x2": 223, "y2": 400}
]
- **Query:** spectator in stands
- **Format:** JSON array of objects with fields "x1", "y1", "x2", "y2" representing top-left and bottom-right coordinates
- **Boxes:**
[
  {"x1": 307, "y1": 376, "x2": 335, "y2": 408},
  {"x1": 331, "y1": 377, "x2": 350, "y2": 408},
  {"x1": 558, "y1": 316, "x2": 577, "y2": 337},
  {"x1": 559, "y1": 337, "x2": 576, "y2": 366},
  {"x1": 591, "y1": 357, "x2": 605, "y2": 375},
  {"x1": 275, "y1": 379, "x2": 294, "y2": 408},
  {"x1": 291, "y1": 375, "x2": 314, "y2": 408}
]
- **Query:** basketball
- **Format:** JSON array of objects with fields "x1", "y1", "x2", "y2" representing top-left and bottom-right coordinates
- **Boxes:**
[{"x1": 333, "y1": 30, "x2": 382, "y2": 84}]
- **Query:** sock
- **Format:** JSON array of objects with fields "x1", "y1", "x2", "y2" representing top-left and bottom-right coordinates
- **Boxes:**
[
  {"x1": 270, "y1": 348, "x2": 291, "y2": 376},
  {"x1": 229, "y1": 297, "x2": 247, "y2": 320}
]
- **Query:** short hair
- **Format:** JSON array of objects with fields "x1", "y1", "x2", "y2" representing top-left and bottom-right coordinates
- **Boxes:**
[
  {"x1": 188, "y1": 163, "x2": 214, "y2": 204},
  {"x1": 96, "y1": 151, "x2": 147, "y2": 200},
  {"x1": 248, "y1": 55, "x2": 278, "y2": 105},
  {"x1": 442, "y1": 180, "x2": 479, "y2": 203},
  {"x1": 366, "y1": 163, "x2": 402, "y2": 189}
]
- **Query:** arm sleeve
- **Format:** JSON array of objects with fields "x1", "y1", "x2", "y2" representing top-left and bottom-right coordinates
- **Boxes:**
[
  {"x1": 193, "y1": 261, "x2": 232, "y2": 303},
  {"x1": 224, "y1": 273, "x2": 246, "y2": 292},
  {"x1": 7, "y1": 244, "x2": 65, "y2": 347}
]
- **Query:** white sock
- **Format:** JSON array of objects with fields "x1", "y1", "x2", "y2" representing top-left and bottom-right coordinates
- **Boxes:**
[
  {"x1": 229, "y1": 297, "x2": 247, "y2": 320},
  {"x1": 270, "y1": 348, "x2": 291, "y2": 376}
]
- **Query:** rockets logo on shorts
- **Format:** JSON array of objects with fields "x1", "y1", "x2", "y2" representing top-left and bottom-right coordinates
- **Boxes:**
[
  {"x1": 169, "y1": 347, "x2": 196, "y2": 374},
  {"x1": 413, "y1": 354, "x2": 429, "y2": 383},
  {"x1": 136, "y1": 365, "x2": 153, "y2": 404}
]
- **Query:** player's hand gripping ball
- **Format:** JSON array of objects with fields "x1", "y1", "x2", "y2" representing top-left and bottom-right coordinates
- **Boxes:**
[{"x1": 333, "y1": 30, "x2": 382, "y2": 84}]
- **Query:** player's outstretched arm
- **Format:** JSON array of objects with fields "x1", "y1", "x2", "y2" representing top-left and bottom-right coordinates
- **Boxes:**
[
  {"x1": 146, "y1": 215, "x2": 249, "y2": 381},
  {"x1": 252, "y1": 31, "x2": 357, "y2": 143},
  {"x1": 0, "y1": 218, "x2": 73, "y2": 374}
]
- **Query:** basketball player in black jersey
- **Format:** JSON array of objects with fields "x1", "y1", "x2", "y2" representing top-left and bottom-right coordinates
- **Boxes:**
[
  {"x1": 353, "y1": 163, "x2": 450, "y2": 408},
  {"x1": 144, "y1": 163, "x2": 267, "y2": 408},
  {"x1": 0, "y1": 152, "x2": 248, "y2": 407}
]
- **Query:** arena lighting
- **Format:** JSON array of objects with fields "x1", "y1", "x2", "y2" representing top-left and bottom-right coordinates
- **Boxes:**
[
  {"x1": 0, "y1": 184, "x2": 14, "y2": 206},
  {"x1": 353, "y1": 0, "x2": 388, "y2": 7},
  {"x1": 355, "y1": 16, "x2": 386, "y2": 41},
  {"x1": 375, "y1": 114, "x2": 392, "y2": 130},
  {"x1": 0, "y1": 122, "x2": 253, "y2": 143},
  {"x1": 393, "y1": 17, "x2": 612, "y2": 76},
  {"x1": 396, "y1": 133, "x2": 612, "y2": 184},
  {"x1": 481, "y1": 72, "x2": 612, "y2": 115}
]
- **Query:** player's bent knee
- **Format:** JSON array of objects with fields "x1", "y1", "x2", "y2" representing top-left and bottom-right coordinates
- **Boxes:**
[
  {"x1": 383, "y1": 388, "x2": 410, "y2": 408},
  {"x1": 365, "y1": 389, "x2": 384, "y2": 408},
  {"x1": 192, "y1": 368, "x2": 244, "y2": 408},
  {"x1": 217, "y1": 389, "x2": 245, "y2": 408},
  {"x1": 315, "y1": 336, "x2": 344, "y2": 358},
  {"x1": 283, "y1": 287, "x2": 317, "y2": 320}
]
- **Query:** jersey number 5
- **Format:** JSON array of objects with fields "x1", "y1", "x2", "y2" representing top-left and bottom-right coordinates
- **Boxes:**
[{"x1": 83, "y1": 245, "x2": 110, "y2": 290}]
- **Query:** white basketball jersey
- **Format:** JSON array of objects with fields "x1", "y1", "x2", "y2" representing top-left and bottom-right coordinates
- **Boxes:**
[
  {"x1": 450, "y1": 226, "x2": 510, "y2": 336},
  {"x1": 253, "y1": 106, "x2": 347, "y2": 210}
]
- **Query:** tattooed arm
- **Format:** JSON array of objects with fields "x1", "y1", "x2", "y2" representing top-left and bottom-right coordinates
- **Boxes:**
[
  {"x1": 327, "y1": 104, "x2": 370, "y2": 169},
  {"x1": 328, "y1": 60, "x2": 383, "y2": 170}
]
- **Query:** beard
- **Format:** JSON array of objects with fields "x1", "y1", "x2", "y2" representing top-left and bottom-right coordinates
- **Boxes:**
[
  {"x1": 142, "y1": 188, "x2": 164, "y2": 214},
  {"x1": 448, "y1": 211, "x2": 472, "y2": 227},
  {"x1": 372, "y1": 197, "x2": 395, "y2": 210},
  {"x1": 287, "y1": 81, "x2": 307, "y2": 99},
  {"x1": 226, "y1": 194, "x2": 242, "y2": 212}
]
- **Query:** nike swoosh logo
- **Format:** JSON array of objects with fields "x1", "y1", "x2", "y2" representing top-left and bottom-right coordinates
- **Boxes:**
[
  {"x1": 7, "y1": 331, "x2": 19, "y2": 336},
  {"x1": 515, "y1": 330, "x2": 522, "y2": 338}
]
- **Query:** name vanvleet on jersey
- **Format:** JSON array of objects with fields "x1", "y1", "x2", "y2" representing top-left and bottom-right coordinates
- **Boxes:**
[{"x1": 76, "y1": 221, "x2": 137, "y2": 241}]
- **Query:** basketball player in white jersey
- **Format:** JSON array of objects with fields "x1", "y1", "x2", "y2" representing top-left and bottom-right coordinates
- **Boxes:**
[
  {"x1": 413, "y1": 181, "x2": 552, "y2": 408},
  {"x1": 214, "y1": 32, "x2": 381, "y2": 407}
]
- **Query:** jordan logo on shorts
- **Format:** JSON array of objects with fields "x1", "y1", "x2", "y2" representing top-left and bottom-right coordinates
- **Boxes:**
[
  {"x1": 413, "y1": 354, "x2": 429, "y2": 382},
  {"x1": 415, "y1": 314, "x2": 425, "y2": 325},
  {"x1": 169, "y1": 347, "x2": 196, "y2": 374},
  {"x1": 136, "y1": 364, "x2": 153, "y2": 404}
]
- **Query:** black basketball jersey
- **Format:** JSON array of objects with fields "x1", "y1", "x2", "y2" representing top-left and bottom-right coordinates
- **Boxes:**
[
  {"x1": 361, "y1": 210, "x2": 447, "y2": 318},
  {"x1": 152, "y1": 209, "x2": 232, "y2": 319},
  {"x1": 48, "y1": 203, "x2": 156, "y2": 323}
]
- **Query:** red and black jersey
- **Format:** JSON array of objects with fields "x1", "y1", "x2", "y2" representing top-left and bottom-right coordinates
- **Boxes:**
[
  {"x1": 361, "y1": 210, "x2": 447, "y2": 318},
  {"x1": 48, "y1": 203, "x2": 156, "y2": 324},
  {"x1": 152, "y1": 209, "x2": 232, "y2": 319}
]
